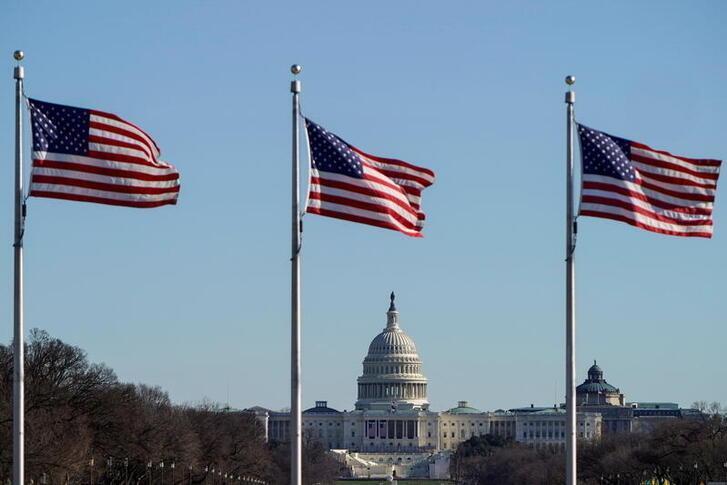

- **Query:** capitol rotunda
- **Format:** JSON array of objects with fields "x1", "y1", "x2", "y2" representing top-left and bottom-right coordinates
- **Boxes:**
[{"x1": 355, "y1": 293, "x2": 429, "y2": 411}]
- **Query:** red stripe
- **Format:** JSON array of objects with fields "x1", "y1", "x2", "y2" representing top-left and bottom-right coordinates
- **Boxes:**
[
  {"x1": 29, "y1": 190, "x2": 177, "y2": 208},
  {"x1": 90, "y1": 109, "x2": 161, "y2": 153},
  {"x1": 580, "y1": 210, "x2": 712, "y2": 238},
  {"x1": 581, "y1": 196, "x2": 712, "y2": 226},
  {"x1": 309, "y1": 192, "x2": 420, "y2": 230},
  {"x1": 306, "y1": 206, "x2": 422, "y2": 237},
  {"x1": 311, "y1": 176, "x2": 419, "y2": 218},
  {"x1": 31, "y1": 175, "x2": 181, "y2": 195},
  {"x1": 631, "y1": 153, "x2": 720, "y2": 181},
  {"x1": 631, "y1": 141, "x2": 722, "y2": 168},
  {"x1": 88, "y1": 134, "x2": 153, "y2": 158},
  {"x1": 356, "y1": 170, "x2": 410, "y2": 197},
  {"x1": 635, "y1": 179, "x2": 714, "y2": 203},
  {"x1": 89, "y1": 121, "x2": 159, "y2": 161},
  {"x1": 362, "y1": 160, "x2": 433, "y2": 188},
  {"x1": 33, "y1": 159, "x2": 179, "y2": 182},
  {"x1": 85, "y1": 149, "x2": 171, "y2": 169},
  {"x1": 581, "y1": 181, "x2": 713, "y2": 215},
  {"x1": 349, "y1": 145, "x2": 435, "y2": 179},
  {"x1": 637, "y1": 170, "x2": 716, "y2": 189}
]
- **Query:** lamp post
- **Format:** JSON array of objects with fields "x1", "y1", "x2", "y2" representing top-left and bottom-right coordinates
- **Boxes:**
[
  {"x1": 160, "y1": 461, "x2": 165, "y2": 485},
  {"x1": 147, "y1": 461, "x2": 152, "y2": 485},
  {"x1": 124, "y1": 458, "x2": 129, "y2": 484},
  {"x1": 90, "y1": 458, "x2": 95, "y2": 485},
  {"x1": 171, "y1": 462, "x2": 175, "y2": 484},
  {"x1": 189, "y1": 465, "x2": 193, "y2": 485}
]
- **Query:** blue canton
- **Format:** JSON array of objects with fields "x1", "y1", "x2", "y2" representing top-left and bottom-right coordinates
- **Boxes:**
[
  {"x1": 29, "y1": 99, "x2": 89, "y2": 156},
  {"x1": 578, "y1": 124, "x2": 637, "y2": 182},
  {"x1": 305, "y1": 118, "x2": 364, "y2": 178}
]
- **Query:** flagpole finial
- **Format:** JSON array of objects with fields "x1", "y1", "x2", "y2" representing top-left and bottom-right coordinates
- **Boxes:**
[
  {"x1": 13, "y1": 51, "x2": 24, "y2": 80},
  {"x1": 290, "y1": 64, "x2": 302, "y2": 75},
  {"x1": 565, "y1": 75, "x2": 576, "y2": 85}
]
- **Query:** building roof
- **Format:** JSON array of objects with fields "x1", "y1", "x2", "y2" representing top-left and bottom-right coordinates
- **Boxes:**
[
  {"x1": 446, "y1": 401, "x2": 482, "y2": 414},
  {"x1": 577, "y1": 360, "x2": 620, "y2": 394},
  {"x1": 303, "y1": 401, "x2": 341, "y2": 414},
  {"x1": 576, "y1": 381, "x2": 619, "y2": 393}
]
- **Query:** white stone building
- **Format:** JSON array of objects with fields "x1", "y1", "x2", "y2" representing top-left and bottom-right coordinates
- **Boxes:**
[{"x1": 249, "y1": 293, "x2": 607, "y2": 478}]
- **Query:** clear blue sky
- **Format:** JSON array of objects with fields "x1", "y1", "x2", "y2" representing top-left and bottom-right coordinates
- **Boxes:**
[{"x1": 1, "y1": 1, "x2": 725, "y2": 413}]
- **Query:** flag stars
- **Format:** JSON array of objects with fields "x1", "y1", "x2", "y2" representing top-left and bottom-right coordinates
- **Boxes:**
[
  {"x1": 578, "y1": 125, "x2": 637, "y2": 181},
  {"x1": 305, "y1": 119, "x2": 364, "y2": 179},
  {"x1": 29, "y1": 100, "x2": 90, "y2": 156}
]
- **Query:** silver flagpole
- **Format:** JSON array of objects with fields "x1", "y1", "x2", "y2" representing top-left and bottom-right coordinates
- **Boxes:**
[
  {"x1": 12, "y1": 49, "x2": 26, "y2": 485},
  {"x1": 289, "y1": 63, "x2": 303, "y2": 485},
  {"x1": 564, "y1": 74, "x2": 577, "y2": 485}
]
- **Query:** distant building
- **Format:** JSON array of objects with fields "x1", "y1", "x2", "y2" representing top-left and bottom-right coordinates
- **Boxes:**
[{"x1": 248, "y1": 293, "x2": 698, "y2": 479}]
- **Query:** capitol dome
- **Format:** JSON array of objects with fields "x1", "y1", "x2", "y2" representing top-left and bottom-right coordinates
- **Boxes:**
[{"x1": 355, "y1": 293, "x2": 429, "y2": 411}]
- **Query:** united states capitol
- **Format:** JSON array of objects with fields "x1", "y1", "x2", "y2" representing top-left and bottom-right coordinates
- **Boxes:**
[{"x1": 248, "y1": 294, "x2": 697, "y2": 480}]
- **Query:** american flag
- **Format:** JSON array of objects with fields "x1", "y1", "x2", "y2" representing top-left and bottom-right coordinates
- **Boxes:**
[
  {"x1": 304, "y1": 118, "x2": 435, "y2": 237},
  {"x1": 578, "y1": 124, "x2": 721, "y2": 238},
  {"x1": 29, "y1": 99, "x2": 180, "y2": 208}
]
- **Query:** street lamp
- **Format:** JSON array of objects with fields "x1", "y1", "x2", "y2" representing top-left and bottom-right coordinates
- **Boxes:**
[
  {"x1": 171, "y1": 462, "x2": 175, "y2": 484},
  {"x1": 160, "y1": 461, "x2": 165, "y2": 485},
  {"x1": 124, "y1": 457, "x2": 129, "y2": 484}
]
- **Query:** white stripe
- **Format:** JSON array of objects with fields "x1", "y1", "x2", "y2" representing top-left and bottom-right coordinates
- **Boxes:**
[
  {"x1": 314, "y1": 169, "x2": 412, "y2": 207},
  {"x1": 89, "y1": 128, "x2": 154, "y2": 160},
  {"x1": 633, "y1": 161, "x2": 718, "y2": 187},
  {"x1": 358, "y1": 153, "x2": 435, "y2": 185},
  {"x1": 32, "y1": 167, "x2": 180, "y2": 189},
  {"x1": 582, "y1": 174, "x2": 714, "y2": 208},
  {"x1": 90, "y1": 114, "x2": 160, "y2": 157},
  {"x1": 306, "y1": 199, "x2": 420, "y2": 235},
  {"x1": 583, "y1": 173, "x2": 715, "y2": 200},
  {"x1": 309, "y1": 184, "x2": 421, "y2": 226},
  {"x1": 632, "y1": 146, "x2": 721, "y2": 175},
  {"x1": 581, "y1": 189, "x2": 712, "y2": 222},
  {"x1": 89, "y1": 142, "x2": 151, "y2": 162},
  {"x1": 363, "y1": 164, "x2": 426, "y2": 208},
  {"x1": 30, "y1": 183, "x2": 179, "y2": 203},
  {"x1": 580, "y1": 203, "x2": 713, "y2": 234},
  {"x1": 34, "y1": 151, "x2": 179, "y2": 177}
]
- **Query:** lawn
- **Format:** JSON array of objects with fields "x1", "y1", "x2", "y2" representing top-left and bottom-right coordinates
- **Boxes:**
[{"x1": 335, "y1": 481, "x2": 453, "y2": 485}]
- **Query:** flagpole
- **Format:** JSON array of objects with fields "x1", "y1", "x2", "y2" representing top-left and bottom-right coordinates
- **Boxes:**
[
  {"x1": 290, "y1": 63, "x2": 303, "y2": 485},
  {"x1": 12, "y1": 49, "x2": 26, "y2": 485},
  {"x1": 564, "y1": 74, "x2": 577, "y2": 485}
]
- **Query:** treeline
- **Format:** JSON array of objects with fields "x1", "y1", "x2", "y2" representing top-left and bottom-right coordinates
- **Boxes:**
[
  {"x1": 0, "y1": 330, "x2": 342, "y2": 484},
  {"x1": 451, "y1": 412, "x2": 727, "y2": 484}
]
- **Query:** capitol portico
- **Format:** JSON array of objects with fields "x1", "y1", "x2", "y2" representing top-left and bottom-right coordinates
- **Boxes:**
[{"x1": 249, "y1": 293, "x2": 695, "y2": 479}]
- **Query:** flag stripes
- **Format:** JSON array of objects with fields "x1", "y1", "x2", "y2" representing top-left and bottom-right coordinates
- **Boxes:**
[
  {"x1": 578, "y1": 124, "x2": 721, "y2": 238},
  {"x1": 29, "y1": 99, "x2": 180, "y2": 208},
  {"x1": 304, "y1": 118, "x2": 434, "y2": 237}
]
